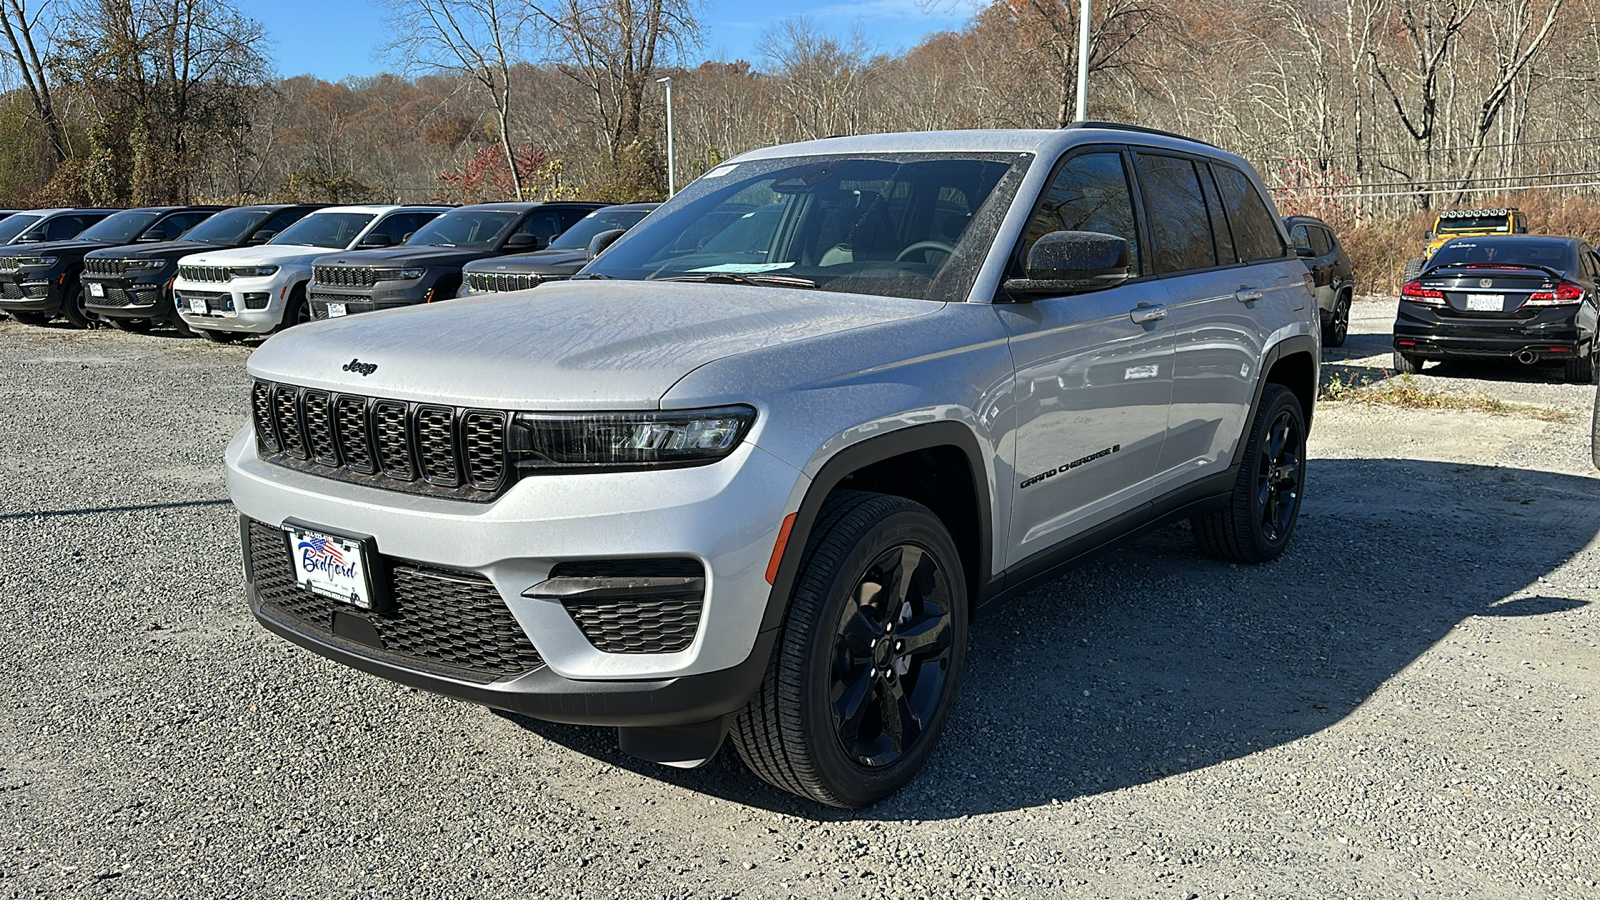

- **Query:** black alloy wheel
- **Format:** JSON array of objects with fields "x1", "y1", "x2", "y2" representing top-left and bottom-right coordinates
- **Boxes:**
[
  {"x1": 59, "y1": 281, "x2": 95, "y2": 328},
  {"x1": 1323, "y1": 293, "x2": 1350, "y2": 348},
  {"x1": 1192, "y1": 384, "x2": 1307, "y2": 563},
  {"x1": 732, "y1": 491, "x2": 968, "y2": 808},
  {"x1": 828, "y1": 544, "x2": 956, "y2": 768}
]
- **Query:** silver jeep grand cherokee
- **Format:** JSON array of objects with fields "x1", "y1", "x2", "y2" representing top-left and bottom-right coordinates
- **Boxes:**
[{"x1": 228, "y1": 125, "x2": 1318, "y2": 808}]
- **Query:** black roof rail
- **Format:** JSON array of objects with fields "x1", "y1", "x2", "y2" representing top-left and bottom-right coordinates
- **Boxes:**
[{"x1": 1065, "y1": 120, "x2": 1221, "y2": 150}]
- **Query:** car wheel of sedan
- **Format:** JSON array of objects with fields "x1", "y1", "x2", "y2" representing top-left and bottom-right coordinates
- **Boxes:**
[
  {"x1": 1392, "y1": 350, "x2": 1423, "y2": 375},
  {"x1": 731, "y1": 490, "x2": 968, "y2": 808},
  {"x1": 1563, "y1": 346, "x2": 1596, "y2": 384},
  {"x1": 1192, "y1": 384, "x2": 1306, "y2": 564},
  {"x1": 1322, "y1": 292, "x2": 1350, "y2": 348}
]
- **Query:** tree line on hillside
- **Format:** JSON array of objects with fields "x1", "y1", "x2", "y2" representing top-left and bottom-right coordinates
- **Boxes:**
[{"x1": 0, "y1": 0, "x2": 1597, "y2": 237}]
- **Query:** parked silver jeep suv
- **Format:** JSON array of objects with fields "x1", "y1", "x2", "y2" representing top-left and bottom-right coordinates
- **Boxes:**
[{"x1": 228, "y1": 125, "x2": 1318, "y2": 808}]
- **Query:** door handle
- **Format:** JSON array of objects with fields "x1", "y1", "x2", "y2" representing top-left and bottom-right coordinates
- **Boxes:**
[
  {"x1": 1235, "y1": 287, "x2": 1264, "y2": 303},
  {"x1": 1129, "y1": 304, "x2": 1167, "y2": 324}
]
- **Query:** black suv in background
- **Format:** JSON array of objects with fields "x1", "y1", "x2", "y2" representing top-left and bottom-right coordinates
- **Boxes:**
[
  {"x1": 0, "y1": 206, "x2": 221, "y2": 327},
  {"x1": 0, "y1": 208, "x2": 121, "y2": 247},
  {"x1": 457, "y1": 203, "x2": 657, "y2": 296},
  {"x1": 1285, "y1": 215, "x2": 1355, "y2": 347},
  {"x1": 307, "y1": 201, "x2": 609, "y2": 319},
  {"x1": 1394, "y1": 234, "x2": 1600, "y2": 382},
  {"x1": 83, "y1": 204, "x2": 323, "y2": 335}
]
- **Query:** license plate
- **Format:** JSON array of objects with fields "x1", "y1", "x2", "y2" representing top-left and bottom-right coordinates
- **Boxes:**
[
  {"x1": 188, "y1": 296, "x2": 207, "y2": 315},
  {"x1": 88, "y1": 281, "x2": 103, "y2": 298},
  {"x1": 1466, "y1": 293, "x2": 1505, "y2": 311},
  {"x1": 282, "y1": 523, "x2": 374, "y2": 610},
  {"x1": 327, "y1": 302, "x2": 347, "y2": 318}
]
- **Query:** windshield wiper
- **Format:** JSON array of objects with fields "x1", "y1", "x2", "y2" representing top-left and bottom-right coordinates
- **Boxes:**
[
  {"x1": 573, "y1": 272, "x2": 615, "y2": 280},
  {"x1": 661, "y1": 273, "x2": 818, "y2": 289}
]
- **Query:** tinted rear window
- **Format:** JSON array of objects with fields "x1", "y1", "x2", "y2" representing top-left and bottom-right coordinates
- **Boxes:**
[
  {"x1": 1213, "y1": 165, "x2": 1285, "y2": 262},
  {"x1": 1429, "y1": 239, "x2": 1576, "y2": 274},
  {"x1": 1137, "y1": 154, "x2": 1215, "y2": 273}
]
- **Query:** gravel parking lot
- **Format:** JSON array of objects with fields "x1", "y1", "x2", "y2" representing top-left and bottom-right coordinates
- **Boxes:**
[{"x1": 2, "y1": 298, "x2": 1597, "y2": 899}]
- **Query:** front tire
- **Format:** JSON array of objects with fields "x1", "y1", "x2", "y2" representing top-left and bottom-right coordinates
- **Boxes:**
[
  {"x1": 1322, "y1": 292, "x2": 1350, "y2": 348},
  {"x1": 58, "y1": 280, "x2": 93, "y2": 328},
  {"x1": 202, "y1": 329, "x2": 239, "y2": 343},
  {"x1": 1192, "y1": 384, "x2": 1306, "y2": 563},
  {"x1": 110, "y1": 318, "x2": 151, "y2": 333},
  {"x1": 731, "y1": 491, "x2": 968, "y2": 808},
  {"x1": 276, "y1": 284, "x2": 310, "y2": 332},
  {"x1": 9, "y1": 311, "x2": 51, "y2": 326}
]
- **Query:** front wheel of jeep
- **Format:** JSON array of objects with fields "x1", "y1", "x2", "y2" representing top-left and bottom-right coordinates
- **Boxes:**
[
  {"x1": 1192, "y1": 384, "x2": 1306, "y2": 564},
  {"x1": 731, "y1": 491, "x2": 968, "y2": 808}
]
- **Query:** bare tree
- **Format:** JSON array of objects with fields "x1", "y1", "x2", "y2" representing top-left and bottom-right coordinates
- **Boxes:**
[
  {"x1": 758, "y1": 17, "x2": 873, "y2": 140},
  {"x1": 1368, "y1": 0, "x2": 1481, "y2": 204},
  {"x1": 383, "y1": 0, "x2": 530, "y2": 198},
  {"x1": 0, "y1": 0, "x2": 67, "y2": 162}
]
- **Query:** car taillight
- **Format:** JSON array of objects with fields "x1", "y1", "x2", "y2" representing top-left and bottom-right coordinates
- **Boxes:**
[
  {"x1": 1401, "y1": 281, "x2": 1445, "y2": 305},
  {"x1": 1525, "y1": 281, "x2": 1584, "y2": 306}
]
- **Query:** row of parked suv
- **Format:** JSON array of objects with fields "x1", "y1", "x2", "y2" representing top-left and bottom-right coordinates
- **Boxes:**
[{"x1": 0, "y1": 200, "x2": 660, "y2": 341}]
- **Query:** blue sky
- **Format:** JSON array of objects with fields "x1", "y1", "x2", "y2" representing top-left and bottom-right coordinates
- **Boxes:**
[{"x1": 248, "y1": 0, "x2": 979, "y2": 82}]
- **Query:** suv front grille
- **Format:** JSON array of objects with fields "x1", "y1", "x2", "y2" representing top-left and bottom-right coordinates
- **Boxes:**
[
  {"x1": 246, "y1": 519, "x2": 544, "y2": 682},
  {"x1": 250, "y1": 379, "x2": 510, "y2": 501},
  {"x1": 551, "y1": 559, "x2": 705, "y2": 654},
  {"x1": 0, "y1": 257, "x2": 20, "y2": 273},
  {"x1": 179, "y1": 265, "x2": 230, "y2": 282},
  {"x1": 466, "y1": 271, "x2": 540, "y2": 293},
  {"x1": 84, "y1": 257, "x2": 130, "y2": 276},
  {"x1": 314, "y1": 265, "x2": 378, "y2": 287}
]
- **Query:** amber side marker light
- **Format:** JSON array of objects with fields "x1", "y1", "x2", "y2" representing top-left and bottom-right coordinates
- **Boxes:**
[{"x1": 765, "y1": 513, "x2": 797, "y2": 585}]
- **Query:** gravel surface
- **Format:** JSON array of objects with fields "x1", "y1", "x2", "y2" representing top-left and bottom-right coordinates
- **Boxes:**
[{"x1": 2, "y1": 303, "x2": 1597, "y2": 899}]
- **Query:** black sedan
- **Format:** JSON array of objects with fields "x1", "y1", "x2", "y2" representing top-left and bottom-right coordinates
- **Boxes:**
[
  {"x1": 1286, "y1": 215, "x2": 1356, "y2": 347},
  {"x1": 1393, "y1": 235, "x2": 1600, "y2": 383}
]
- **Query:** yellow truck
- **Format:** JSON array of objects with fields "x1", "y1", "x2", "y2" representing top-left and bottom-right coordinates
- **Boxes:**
[{"x1": 1403, "y1": 207, "x2": 1528, "y2": 280}]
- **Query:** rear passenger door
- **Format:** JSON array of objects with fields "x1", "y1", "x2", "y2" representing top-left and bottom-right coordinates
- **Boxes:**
[
  {"x1": 999, "y1": 147, "x2": 1176, "y2": 568},
  {"x1": 1146, "y1": 153, "x2": 1297, "y2": 483}
]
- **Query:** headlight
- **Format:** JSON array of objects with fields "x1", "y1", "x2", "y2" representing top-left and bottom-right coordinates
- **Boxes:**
[
  {"x1": 126, "y1": 259, "x2": 167, "y2": 269},
  {"x1": 230, "y1": 265, "x2": 278, "y2": 278},
  {"x1": 510, "y1": 406, "x2": 756, "y2": 472},
  {"x1": 18, "y1": 256, "x2": 56, "y2": 267},
  {"x1": 374, "y1": 267, "x2": 426, "y2": 281},
  {"x1": 399, "y1": 267, "x2": 425, "y2": 280}
]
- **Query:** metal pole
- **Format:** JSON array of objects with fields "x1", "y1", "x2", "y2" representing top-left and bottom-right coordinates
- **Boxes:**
[
  {"x1": 1074, "y1": 0, "x2": 1091, "y2": 122},
  {"x1": 657, "y1": 76, "x2": 675, "y2": 197}
]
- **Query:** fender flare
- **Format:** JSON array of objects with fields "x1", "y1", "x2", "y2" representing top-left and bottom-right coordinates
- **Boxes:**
[
  {"x1": 1232, "y1": 334, "x2": 1319, "y2": 470},
  {"x1": 757, "y1": 420, "x2": 995, "y2": 634}
]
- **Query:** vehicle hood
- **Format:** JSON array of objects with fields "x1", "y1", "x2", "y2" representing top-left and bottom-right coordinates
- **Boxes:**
[
  {"x1": 463, "y1": 248, "x2": 588, "y2": 277},
  {"x1": 0, "y1": 238, "x2": 111, "y2": 257},
  {"x1": 247, "y1": 280, "x2": 941, "y2": 409},
  {"x1": 86, "y1": 239, "x2": 223, "y2": 261},
  {"x1": 314, "y1": 246, "x2": 493, "y2": 268},
  {"x1": 178, "y1": 245, "x2": 332, "y2": 267}
]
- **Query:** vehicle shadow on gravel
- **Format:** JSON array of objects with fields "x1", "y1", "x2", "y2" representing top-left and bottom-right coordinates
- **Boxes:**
[{"x1": 504, "y1": 459, "x2": 1599, "y2": 820}]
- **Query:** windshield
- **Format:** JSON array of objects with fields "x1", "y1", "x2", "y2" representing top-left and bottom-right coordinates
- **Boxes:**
[
  {"x1": 181, "y1": 209, "x2": 272, "y2": 244},
  {"x1": 78, "y1": 210, "x2": 163, "y2": 243},
  {"x1": 405, "y1": 210, "x2": 517, "y2": 249},
  {"x1": 0, "y1": 214, "x2": 42, "y2": 244},
  {"x1": 547, "y1": 208, "x2": 654, "y2": 250},
  {"x1": 1437, "y1": 215, "x2": 1513, "y2": 233},
  {"x1": 1430, "y1": 238, "x2": 1575, "y2": 274},
  {"x1": 269, "y1": 212, "x2": 377, "y2": 249},
  {"x1": 581, "y1": 152, "x2": 1029, "y2": 301}
]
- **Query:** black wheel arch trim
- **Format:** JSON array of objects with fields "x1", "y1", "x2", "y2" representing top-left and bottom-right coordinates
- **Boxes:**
[{"x1": 1235, "y1": 334, "x2": 1318, "y2": 458}]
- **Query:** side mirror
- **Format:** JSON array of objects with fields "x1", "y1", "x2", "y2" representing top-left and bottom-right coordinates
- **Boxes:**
[
  {"x1": 1514, "y1": 226, "x2": 1528, "y2": 234},
  {"x1": 503, "y1": 232, "x2": 543, "y2": 251},
  {"x1": 1295, "y1": 245, "x2": 1316, "y2": 258},
  {"x1": 1002, "y1": 231, "x2": 1130, "y2": 299},
  {"x1": 358, "y1": 233, "x2": 394, "y2": 248},
  {"x1": 586, "y1": 228, "x2": 627, "y2": 261},
  {"x1": 248, "y1": 230, "x2": 277, "y2": 245}
]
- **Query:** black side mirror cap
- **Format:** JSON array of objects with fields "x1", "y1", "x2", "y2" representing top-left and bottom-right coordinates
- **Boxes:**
[
  {"x1": 248, "y1": 230, "x2": 277, "y2": 245},
  {"x1": 587, "y1": 228, "x2": 627, "y2": 261},
  {"x1": 358, "y1": 233, "x2": 394, "y2": 248},
  {"x1": 1002, "y1": 231, "x2": 1131, "y2": 299},
  {"x1": 1295, "y1": 245, "x2": 1316, "y2": 258},
  {"x1": 504, "y1": 233, "x2": 544, "y2": 251}
]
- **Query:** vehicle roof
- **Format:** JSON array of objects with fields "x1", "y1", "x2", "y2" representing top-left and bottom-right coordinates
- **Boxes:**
[
  {"x1": 453, "y1": 201, "x2": 608, "y2": 211},
  {"x1": 309, "y1": 204, "x2": 451, "y2": 215},
  {"x1": 600, "y1": 202, "x2": 661, "y2": 212},
  {"x1": 13, "y1": 208, "x2": 100, "y2": 216},
  {"x1": 221, "y1": 204, "x2": 324, "y2": 212},
  {"x1": 728, "y1": 124, "x2": 1249, "y2": 170},
  {"x1": 1440, "y1": 234, "x2": 1579, "y2": 245}
]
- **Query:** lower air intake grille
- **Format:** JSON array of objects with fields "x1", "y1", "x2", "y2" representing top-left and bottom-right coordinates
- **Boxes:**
[
  {"x1": 551, "y1": 558, "x2": 705, "y2": 654},
  {"x1": 247, "y1": 519, "x2": 544, "y2": 682}
]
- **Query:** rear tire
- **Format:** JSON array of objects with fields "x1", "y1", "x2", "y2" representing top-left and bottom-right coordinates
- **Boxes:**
[
  {"x1": 1322, "y1": 292, "x2": 1350, "y2": 348},
  {"x1": 1564, "y1": 347, "x2": 1595, "y2": 384},
  {"x1": 9, "y1": 311, "x2": 51, "y2": 326},
  {"x1": 731, "y1": 491, "x2": 968, "y2": 808},
  {"x1": 1392, "y1": 350, "x2": 1423, "y2": 375},
  {"x1": 1402, "y1": 258, "x2": 1424, "y2": 281},
  {"x1": 1192, "y1": 384, "x2": 1306, "y2": 564}
]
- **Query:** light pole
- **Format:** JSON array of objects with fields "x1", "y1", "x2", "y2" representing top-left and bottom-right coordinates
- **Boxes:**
[
  {"x1": 1074, "y1": 0, "x2": 1091, "y2": 121},
  {"x1": 657, "y1": 75, "x2": 675, "y2": 197}
]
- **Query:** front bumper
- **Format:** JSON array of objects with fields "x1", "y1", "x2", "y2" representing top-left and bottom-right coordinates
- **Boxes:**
[
  {"x1": 82, "y1": 275, "x2": 169, "y2": 320},
  {"x1": 308, "y1": 282, "x2": 433, "y2": 319},
  {"x1": 1394, "y1": 302, "x2": 1589, "y2": 361},
  {"x1": 174, "y1": 276, "x2": 288, "y2": 334},
  {"x1": 226, "y1": 427, "x2": 805, "y2": 726},
  {"x1": 0, "y1": 273, "x2": 62, "y2": 312}
]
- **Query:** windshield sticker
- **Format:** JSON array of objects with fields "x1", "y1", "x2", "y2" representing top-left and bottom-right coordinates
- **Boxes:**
[
  {"x1": 688, "y1": 262, "x2": 796, "y2": 273},
  {"x1": 702, "y1": 165, "x2": 738, "y2": 178}
]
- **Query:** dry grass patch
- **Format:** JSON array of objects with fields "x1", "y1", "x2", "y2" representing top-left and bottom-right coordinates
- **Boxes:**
[{"x1": 1319, "y1": 370, "x2": 1572, "y2": 422}]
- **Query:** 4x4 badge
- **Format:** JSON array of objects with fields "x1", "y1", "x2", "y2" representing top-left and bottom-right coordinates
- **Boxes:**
[{"x1": 342, "y1": 358, "x2": 377, "y2": 376}]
